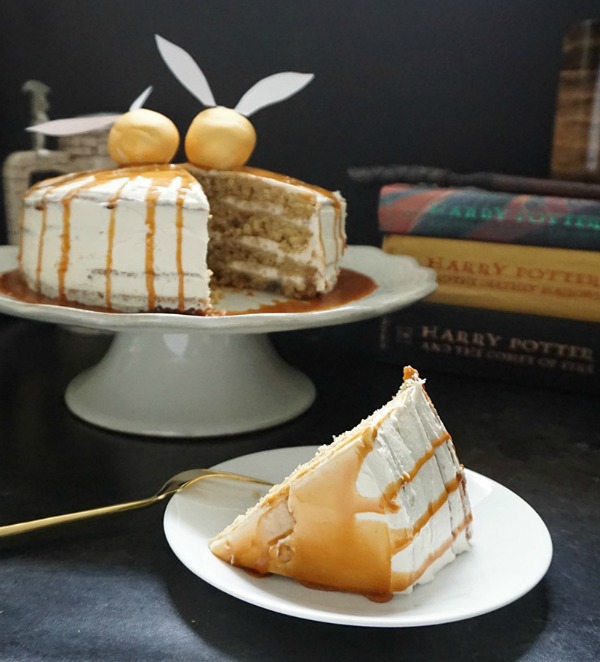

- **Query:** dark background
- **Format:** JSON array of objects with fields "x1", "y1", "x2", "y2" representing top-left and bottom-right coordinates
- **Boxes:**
[{"x1": 1, "y1": 0, "x2": 599, "y2": 246}]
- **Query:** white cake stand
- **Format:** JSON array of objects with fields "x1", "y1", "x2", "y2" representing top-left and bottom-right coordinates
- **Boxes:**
[{"x1": 0, "y1": 245, "x2": 436, "y2": 437}]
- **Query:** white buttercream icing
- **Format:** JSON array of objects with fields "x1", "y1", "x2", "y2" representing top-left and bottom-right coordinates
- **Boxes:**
[{"x1": 20, "y1": 166, "x2": 211, "y2": 312}]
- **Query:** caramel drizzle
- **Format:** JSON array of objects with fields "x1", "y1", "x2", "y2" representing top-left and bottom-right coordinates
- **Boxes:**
[
  {"x1": 345, "y1": 425, "x2": 454, "y2": 517},
  {"x1": 27, "y1": 174, "x2": 84, "y2": 290},
  {"x1": 240, "y1": 166, "x2": 341, "y2": 209},
  {"x1": 333, "y1": 423, "x2": 469, "y2": 587},
  {"x1": 311, "y1": 423, "x2": 468, "y2": 593},
  {"x1": 106, "y1": 208, "x2": 116, "y2": 308},
  {"x1": 146, "y1": 174, "x2": 197, "y2": 312},
  {"x1": 334, "y1": 204, "x2": 344, "y2": 261},
  {"x1": 240, "y1": 165, "x2": 345, "y2": 270},
  {"x1": 104, "y1": 180, "x2": 130, "y2": 310},
  {"x1": 175, "y1": 186, "x2": 189, "y2": 312},
  {"x1": 391, "y1": 513, "x2": 473, "y2": 592},
  {"x1": 34, "y1": 193, "x2": 50, "y2": 291},
  {"x1": 379, "y1": 431, "x2": 452, "y2": 512},
  {"x1": 340, "y1": 511, "x2": 473, "y2": 603},
  {"x1": 390, "y1": 471, "x2": 464, "y2": 553},
  {"x1": 58, "y1": 201, "x2": 71, "y2": 299},
  {"x1": 58, "y1": 175, "x2": 106, "y2": 300},
  {"x1": 27, "y1": 165, "x2": 195, "y2": 307},
  {"x1": 144, "y1": 184, "x2": 159, "y2": 310},
  {"x1": 16, "y1": 204, "x2": 26, "y2": 265},
  {"x1": 368, "y1": 426, "x2": 471, "y2": 593}
]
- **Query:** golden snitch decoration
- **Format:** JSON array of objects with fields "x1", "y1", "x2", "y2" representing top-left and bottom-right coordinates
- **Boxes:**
[
  {"x1": 29, "y1": 35, "x2": 314, "y2": 172},
  {"x1": 108, "y1": 108, "x2": 180, "y2": 165},
  {"x1": 155, "y1": 34, "x2": 313, "y2": 169}
]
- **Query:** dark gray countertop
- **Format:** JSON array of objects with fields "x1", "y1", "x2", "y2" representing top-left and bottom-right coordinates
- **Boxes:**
[{"x1": 0, "y1": 314, "x2": 598, "y2": 661}]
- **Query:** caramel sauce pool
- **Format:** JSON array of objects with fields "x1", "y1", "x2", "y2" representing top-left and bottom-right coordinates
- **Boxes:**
[{"x1": 0, "y1": 268, "x2": 377, "y2": 315}]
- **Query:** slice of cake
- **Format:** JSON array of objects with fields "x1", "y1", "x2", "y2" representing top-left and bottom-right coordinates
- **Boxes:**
[
  {"x1": 209, "y1": 367, "x2": 472, "y2": 600},
  {"x1": 18, "y1": 164, "x2": 212, "y2": 313},
  {"x1": 185, "y1": 164, "x2": 346, "y2": 298}
]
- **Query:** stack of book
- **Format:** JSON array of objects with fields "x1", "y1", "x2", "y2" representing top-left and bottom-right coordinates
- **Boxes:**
[{"x1": 350, "y1": 165, "x2": 600, "y2": 393}]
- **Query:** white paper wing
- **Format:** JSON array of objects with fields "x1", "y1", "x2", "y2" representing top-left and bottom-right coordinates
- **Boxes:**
[
  {"x1": 155, "y1": 34, "x2": 216, "y2": 107},
  {"x1": 129, "y1": 86, "x2": 153, "y2": 111},
  {"x1": 26, "y1": 114, "x2": 121, "y2": 136},
  {"x1": 234, "y1": 72, "x2": 314, "y2": 117}
]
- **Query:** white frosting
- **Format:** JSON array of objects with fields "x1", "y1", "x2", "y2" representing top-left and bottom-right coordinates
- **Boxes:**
[
  {"x1": 20, "y1": 169, "x2": 211, "y2": 312},
  {"x1": 318, "y1": 196, "x2": 346, "y2": 291},
  {"x1": 353, "y1": 378, "x2": 471, "y2": 592}
]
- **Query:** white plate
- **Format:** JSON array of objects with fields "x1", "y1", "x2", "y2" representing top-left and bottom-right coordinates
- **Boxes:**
[
  {"x1": 164, "y1": 446, "x2": 553, "y2": 627},
  {"x1": 0, "y1": 244, "x2": 436, "y2": 334}
]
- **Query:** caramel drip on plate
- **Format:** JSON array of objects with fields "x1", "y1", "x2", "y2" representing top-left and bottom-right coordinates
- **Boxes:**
[
  {"x1": 0, "y1": 267, "x2": 375, "y2": 315},
  {"x1": 228, "y1": 268, "x2": 376, "y2": 315}
]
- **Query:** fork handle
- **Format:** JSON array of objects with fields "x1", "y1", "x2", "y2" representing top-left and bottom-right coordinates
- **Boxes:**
[{"x1": 0, "y1": 495, "x2": 158, "y2": 538}]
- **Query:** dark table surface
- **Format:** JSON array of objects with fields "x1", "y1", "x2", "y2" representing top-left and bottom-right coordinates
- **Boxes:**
[{"x1": 0, "y1": 313, "x2": 598, "y2": 662}]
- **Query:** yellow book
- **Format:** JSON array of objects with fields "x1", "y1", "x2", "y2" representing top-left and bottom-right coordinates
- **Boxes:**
[{"x1": 382, "y1": 234, "x2": 600, "y2": 322}]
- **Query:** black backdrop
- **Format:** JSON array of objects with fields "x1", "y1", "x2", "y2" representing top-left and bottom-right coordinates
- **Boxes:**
[{"x1": 1, "y1": 0, "x2": 598, "y2": 245}]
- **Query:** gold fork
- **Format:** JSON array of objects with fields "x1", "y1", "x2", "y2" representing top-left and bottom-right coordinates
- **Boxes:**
[{"x1": 0, "y1": 468, "x2": 272, "y2": 538}]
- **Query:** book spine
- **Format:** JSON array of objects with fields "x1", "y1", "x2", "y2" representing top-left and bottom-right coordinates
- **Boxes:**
[
  {"x1": 378, "y1": 184, "x2": 600, "y2": 250},
  {"x1": 382, "y1": 234, "x2": 600, "y2": 322},
  {"x1": 377, "y1": 302, "x2": 599, "y2": 394}
]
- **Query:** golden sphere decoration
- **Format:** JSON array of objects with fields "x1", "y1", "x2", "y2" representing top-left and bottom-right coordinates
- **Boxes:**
[
  {"x1": 108, "y1": 108, "x2": 180, "y2": 166},
  {"x1": 184, "y1": 106, "x2": 256, "y2": 170}
]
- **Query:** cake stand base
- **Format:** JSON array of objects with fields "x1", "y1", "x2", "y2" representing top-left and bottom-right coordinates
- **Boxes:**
[
  {"x1": 0, "y1": 245, "x2": 438, "y2": 438},
  {"x1": 64, "y1": 331, "x2": 316, "y2": 437}
]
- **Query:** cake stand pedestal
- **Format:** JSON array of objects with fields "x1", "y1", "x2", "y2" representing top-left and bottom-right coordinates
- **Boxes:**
[
  {"x1": 0, "y1": 245, "x2": 436, "y2": 437},
  {"x1": 65, "y1": 331, "x2": 315, "y2": 437}
]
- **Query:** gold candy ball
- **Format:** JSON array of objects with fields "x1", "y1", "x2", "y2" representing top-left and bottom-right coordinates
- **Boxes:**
[
  {"x1": 185, "y1": 106, "x2": 256, "y2": 170},
  {"x1": 108, "y1": 108, "x2": 180, "y2": 166}
]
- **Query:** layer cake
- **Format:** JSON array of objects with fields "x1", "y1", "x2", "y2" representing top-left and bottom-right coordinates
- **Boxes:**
[
  {"x1": 185, "y1": 164, "x2": 345, "y2": 298},
  {"x1": 18, "y1": 163, "x2": 346, "y2": 312}
]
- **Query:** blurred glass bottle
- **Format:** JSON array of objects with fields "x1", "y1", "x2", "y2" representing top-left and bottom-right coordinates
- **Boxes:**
[{"x1": 551, "y1": 19, "x2": 600, "y2": 182}]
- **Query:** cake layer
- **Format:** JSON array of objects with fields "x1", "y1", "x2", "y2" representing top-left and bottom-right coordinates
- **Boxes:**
[
  {"x1": 19, "y1": 165, "x2": 211, "y2": 313},
  {"x1": 185, "y1": 164, "x2": 347, "y2": 298},
  {"x1": 209, "y1": 368, "x2": 472, "y2": 598}
]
